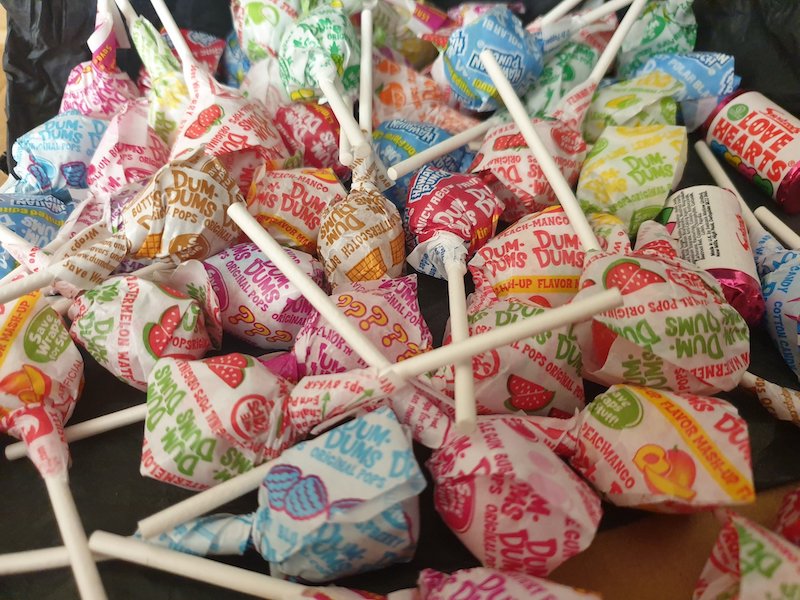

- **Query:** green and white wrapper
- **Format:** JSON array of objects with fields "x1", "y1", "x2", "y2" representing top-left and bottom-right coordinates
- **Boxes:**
[{"x1": 232, "y1": 0, "x2": 301, "y2": 62}]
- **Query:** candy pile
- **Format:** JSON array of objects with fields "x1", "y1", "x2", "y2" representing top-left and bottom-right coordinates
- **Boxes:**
[{"x1": 1, "y1": 0, "x2": 800, "y2": 597}]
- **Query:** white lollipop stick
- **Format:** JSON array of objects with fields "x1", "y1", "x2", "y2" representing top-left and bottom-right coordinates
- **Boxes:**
[
  {"x1": 112, "y1": 0, "x2": 138, "y2": 28},
  {"x1": 359, "y1": 0, "x2": 376, "y2": 137},
  {"x1": 319, "y1": 78, "x2": 370, "y2": 150},
  {"x1": 480, "y1": 49, "x2": 601, "y2": 252},
  {"x1": 586, "y1": 0, "x2": 649, "y2": 86},
  {"x1": 539, "y1": 0, "x2": 584, "y2": 26},
  {"x1": 136, "y1": 286, "x2": 622, "y2": 538},
  {"x1": 0, "y1": 222, "x2": 32, "y2": 249},
  {"x1": 573, "y1": 0, "x2": 633, "y2": 30},
  {"x1": 387, "y1": 119, "x2": 496, "y2": 181},
  {"x1": 339, "y1": 97, "x2": 354, "y2": 166},
  {"x1": 445, "y1": 260, "x2": 476, "y2": 435},
  {"x1": 5, "y1": 404, "x2": 147, "y2": 461},
  {"x1": 148, "y1": 0, "x2": 195, "y2": 74},
  {"x1": 754, "y1": 206, "x2": 800, "y2": 249},
  {"x1": 694, "y1": 140, "x2": 763, "y2": 236},
  {"x1": 88, "y1": 531, "x2": 313, "y2": 599},
  {"x1": 45, "y1": 477, "x2": 108, "y2": 599},
  {"x1": 0, "y1": 546, "x2": 109, "y2": 575}
]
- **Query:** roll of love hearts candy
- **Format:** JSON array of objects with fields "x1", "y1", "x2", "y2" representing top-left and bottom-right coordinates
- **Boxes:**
[
  {"x1": 122, "y1": 148, "x2": 242, "y2": 263},
  {"x1": 316, "y1": 190, "x2": 405, "y2": 288},
  {"x1": 274, "y1": 104, "x2": 347, "y2": 179},
  {"x1": 658, "y1": 185, "x2": 764, "y2": 326},
  {"x1": 694, "y1": 513, "x2": 800, "y2": 599},
  {"x1": 246, "y1": 168, "x2": 347, "y2": 255},
  {"x1": 576, "y1": 124, "x2": 688, "y2": 236},
  {"x1": 431, "y1": 297, "x2": 585, "y2": 417},
  {"x1": 251, "y1": 406, "x2": 426, "y2": 581},
  {"x1": 616, "y1": 0, "x2": 697, "y2": 80},
  {"x1": 582, "y1": 71, "x2": 684, "y2": 144},
  {"x1": 416, "y1": 567, "x2": 601, "y2": 599},
  {"x1": 87, "y1": 99, "x2": 170, "y2": 195},
  {"x1": 12, "y1": 112, "x2": 109, "y2": 194},
  {"x1": 569, "y1": 385, "x2": 755, "y2": 511},
  {"x1": 68, "y1": 270, "x2": 219, "y2": 391},
  {"x1": 575, "y1": 220, "x2": 750, "y2": 395},
  {"x1": 0, "y1": 292, "x2": 84, "y2": 478},
  {"x1": 203, "y1": 242, "x2": 322, "y2": 349},
  {"x1": 427, "y1": 415, "x2": 602, "y2": 576},
  {"x1": 469, "y1": 118, "x2": 586, "y2": 222},
  {"x1": 292, "y1": 275, "x2": 432, "y2": 378}
]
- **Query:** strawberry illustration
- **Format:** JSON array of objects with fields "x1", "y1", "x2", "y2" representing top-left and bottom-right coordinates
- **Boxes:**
[
  {"x1": 504, "y1": 374, "x2": 555, "y2": 413},
  {"x1": 203, "y1": 353, "x2": 252, "y2": 388},
  {"x1": 143, "y1": 305, "x2": 183, "y2": 359},
  {"x1": 492, "y1": 132, "x2": 526, "y2": 152},
  {"x1": 603, "y1": 258, "x2": 665, "y2": 295},
  {"x1": 197, "y1": 104, "x2": 223, "y2": 128},
  {"x1": 185, "y1": 121, "x2": 208, "y2": 140}
]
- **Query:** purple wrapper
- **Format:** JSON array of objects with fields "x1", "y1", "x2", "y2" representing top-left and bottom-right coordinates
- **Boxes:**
[
  {"x1": 778, "y1": 161, "x2": 800, "y2": 214},
  {"x1": 708, "y1": 267, "x2": 765, "y2": 327}
]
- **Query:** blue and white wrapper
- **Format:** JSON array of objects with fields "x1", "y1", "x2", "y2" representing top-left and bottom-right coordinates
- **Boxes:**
[
  {"x1": 147, "y1": 514, "x2": 254, "y2": 556},
  {"x1": 221, "y1": 30, "x2": 251, "y2": 88}
]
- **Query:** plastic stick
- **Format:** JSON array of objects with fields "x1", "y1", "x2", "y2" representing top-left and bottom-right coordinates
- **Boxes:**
[
  {"x1": 387, "y1": 119, "x2": 496, "y2": 181},
  {"x1": 0, "y1": 222, "x2": 32, "y2": 250},
  {"x1": 136, "y1": 287, "x2": 622, "y2": 539},
  {"x1": 45, "y1": 476, "x2": 108, "y2": 599},
  {"x1": 319, "y1": 78, "x2": 370, "y2": 149},
  {"x1": 754, "y1": 206, "x2": 800, "y2": 249},
  {"x1": 694, "y1": 140, "x2": 763, "y2": 236},
  {"x1": 148, "y1": 0, "x2": 194, "y2": 73},
  {"x1": 539, "y1": 0, "x2": 584, "y2": 26},
  {"x1": 444, "y1": 260, "x2": 476, "y2": 435},
  {"x1": 0, "y1": 546, "x2": 108, "y2": 575},
  {"x1": 586, "y1": 0, "x2": 649, "y2": 86},
  {"x1": 88, "y1": 531, "x2": 311, "y2": 599},
  {"x1": 574, "y1": 0, "x2": 633, "y2": 30},
  {"x1": 359, "y1": 0, "x2": 376, "y2": 138},
  {"x1": 480, "y1": 49, "x2": 601, "y2": 252},
  {"x1": 5, "y1": 404, "x2": 147, "y2": 461},
  {"x1": 340, "y1": 97, "x2": 354, "y2": 166}
]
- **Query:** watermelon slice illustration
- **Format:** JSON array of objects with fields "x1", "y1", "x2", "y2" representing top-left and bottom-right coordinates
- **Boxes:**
[
  {"x1": 591, "y1": 320, "x2": 617, "y2": 366},
  {"x1": 603, "y1": 258, "x2": 665, "y2": 295},
  {"x1": 434, "y1": 478, "x2": 475, "y2": 533},
  {"x1": 204, "y1": 353, "x2": 252, "y2": 388},
  {"x1": 639, "y1": 238, "x2": 678, "y2": 260},
  {"x1": 504, "y1": 374, "x2": 555, "y2": 413},
  {"x1": 143, "y1": 305, "x2": 183, "y2": 359}
]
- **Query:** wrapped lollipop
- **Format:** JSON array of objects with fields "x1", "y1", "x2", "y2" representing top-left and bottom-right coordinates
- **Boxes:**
[
  {"x1": 0, "y1": 293, "x2": 106, "y2": 598},
  {"x1": 405, "y1": 167, "x2": 503, "y2": 430},
  {"x1": 232, "y1": 0, "x2": 301, "y2": 62},
  {"x1": 274, "y1": 104, "x2": 347, "y2": 179},
  {"x1": 246, "y1": 168, "x2": 347, "y2": 255},
  {"x1": 776, "y1": 486, "x2": 800, "y2": 546},
  {"x1": 221, "y1": 30, "x2": 251, "y2": 87},
  {"x1": 137, "y1": 29, "x2": 226, "y2": 93},
  {"x1": 59, "y1": 0, "x2": 139, "y2": 119},
  {"x1": 204, "y1": 242, "x2": 322, "y2": 349}
]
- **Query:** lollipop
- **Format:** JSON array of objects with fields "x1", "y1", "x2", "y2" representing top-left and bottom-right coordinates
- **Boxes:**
[
  {"x1": 232, "y1": 0, "x2": 301, "y2": 62},
  {"x1": 59, "y1": 0, "x2": 139, "y2": 119},
  {"x1": 0, "y1": 292, "x2": 106, "y2": 599},
  {"x1": 274, "y1": 104, "x2": 347, "y2": 179},
  {"x1": 220, "y1": 30, "x2": 251, "y2": 87},
  {"x1": 754, "y1": 205, "x2": 800, "y2": 250}
]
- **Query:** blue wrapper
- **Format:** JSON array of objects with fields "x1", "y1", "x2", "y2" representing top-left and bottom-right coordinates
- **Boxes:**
[
  {"x1": 148, "y1": 514, "x2": 254, "y2": 556},
  {"x1": 443, "y1": 7, "x2": 543, "y2": 112},
  {"x1": 221, "y1": 30, "x2": 251, "y2": 88},
  {"x1": 12, "y1": 111, "x2": 109, "y2": 194},
  {"x1": 373, "y1": 119, "x2": 467, "y2": 212},
  {"x1": 635, "y1": 52, "x2": 737, "y2": 101},
  {"x1": 0, "y1": 193, "x2": 73, "y2": 278}
]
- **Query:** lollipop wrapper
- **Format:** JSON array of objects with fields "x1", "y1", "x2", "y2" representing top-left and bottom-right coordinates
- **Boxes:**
[
  {"x1": 138, "y1": 29, "x2": 225, "y2": 94},
  {"x1": 739, "y1": 375, "x2": 800, "y2": 429},
  {"x1": 582, "y1": 72, "x2": 684, "y2": 144},
  {"x1": 240, "y1": 56, "x2": 293, "y2": 117},
  {"x1": 274, "y1": 104, "x2": 346, "y2": 179},
  {"x1": 386, "y1": 379, "x2": 454, "y2": 450},
  {"x1": 142, "y1": 354, "x2": 296, "y2": 490},
  {"x1": 427, "y1": 416, "x2": 601, "y2": 576},
  {"x1": 232, "y1": 0, "x2": 301, "y2": 62},
  {"x1": 432, "y1": 297, "x2": 584, "y2": 418},
  {"x1": 577, "y1": 124, "x2": 688, "y2": 236},
  {"x1": 469, "y1": 119, "x2": 586, "y2": 222},
  {"x1": 405, "y1": 166, "x2": 503, "y2": 277},
  {"x1": 203, "y1": 242, "x2": 322, "y2": 349},
  {"x1": 694, "y1": 514, "x2": 800, "y2": 599},
  {"x1": 221, "y1": 31, "x2": 251, "y2": 87},
  {"x1": 247, "y1": 168, "x2": 347, "y2": 254},
  {"x1": 149, "y1": 513, "x2": 253, "y2": 556},
  {"x1": 576, "y1": 220, "x2": 750, "y2": 395},
  {"x1": 251, "y1": 406, "x2": 425, "y2": 581},
  {"x1": 122, "y1": 149, "x2": 242, "y2": 262},
  {"x1": 658, "y1": 186, "x2": 764, "y2": 326},
  {"x1": 293, "y1": 275, "x2": 432, "y2": 377},
  {"x1": 317, "y1": 191, "x2": 405, "y2": 287},
  {"x1": 0, "y1": 292, "x2": 84, "y2": 478},
  {"x1": 570, "y1": 385, "x2": 754, "y2": 511},
  {"x1": 443, "y1": 7, "x2": 542, "y2": 112},
  {"x1": 416, "y1": 567, "x2": 601, "y2": 599},
  {"x1": 69, "y1": 275, "x2": 216, "y2": 390},
  {"x1": 87, "y1": 99, "x2": 171, "y2": 194},
  {"x1": 617, "y1": 0, "x2": 697, "y2": 80},
  {"x1": 0, "y1": 193, "x2": 73, "y2": 279},
  {"x1": 278, "y1": 5, "x2": 360, "y2": 102},
  {"x1": 776, "y1": 487, "x2": 800, "y2": 546},
  {"x1": 12, "y1": 112, "x2": 109, "y2": 194}
]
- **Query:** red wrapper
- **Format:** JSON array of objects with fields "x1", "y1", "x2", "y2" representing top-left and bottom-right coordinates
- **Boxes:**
[
  {"x1": 274, "y1": 102, "x2": 348, "y2": 180},
  {"x1": 776, "y1": 486, "x2": 800, "y2": 546}
]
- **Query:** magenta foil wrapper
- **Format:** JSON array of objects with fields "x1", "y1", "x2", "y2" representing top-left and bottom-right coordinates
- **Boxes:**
[
  {"x1": 708, "y1": 267, "x2": 765, "y2": 326},
  {"x1": 778, "y1": 162, "x2": 800, "y2": 214}
]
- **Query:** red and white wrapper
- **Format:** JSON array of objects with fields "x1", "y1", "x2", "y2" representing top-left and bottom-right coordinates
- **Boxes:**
[
  {"x1": 87, "y1": 98, "x2": 170, "y2": 195},
  {"x1": 568, "y1": 385, "x2": 755, "y2": 512},
  {"x1": 776, "y1": 487, "x2": 800, "y2": 546},
  {"x1": 203, "y1": 242, "x2": 322, "y2": 349},
  {"x1": 274, "y1": 103, "x2": 346, "y2": 179},
  {"x1": 138, "y1": 29, "x2": 225, "y2": 94},
  {"x1": 0, "y1": 292, "x2": 84, "y2": 478},
  {"x1": 575, "y1": 221, "x2": 750, "y2": 395},
  {"x1": 427, "y1": 416, "x2": 602, "y2": 577},
  {"x1": 469, "y1": 119, "x2": 586, "y2": 222},
  {"x1": 431, "y1": 296, "x2": 584, "y2": 417},
  {"x1": 694, "y1": 513, "x2": 800, "y2": 599},
  {"x1": 68, "y1": 271, "x2": 219, "y2": 391},
  {"x1": 232, "y1": 0, "x2": 301, "y2": 61},
  {"x1": 246, "y1": 167, "x2": 347, "y2": 255}
]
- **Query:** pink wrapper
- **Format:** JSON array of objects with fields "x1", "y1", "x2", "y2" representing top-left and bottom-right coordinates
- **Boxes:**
[
  {"x1": 203, "y1": 242, "x2": 322, "y2": 349},
  {"x1": 274, "y1": 103, "x2": 348, "y2": 180},
  {"x1": 417, "y1": 567, "x2": 601, "y2": 599}
]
